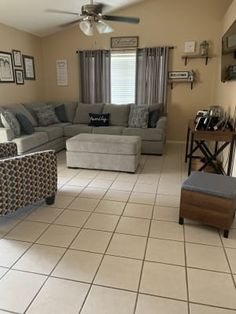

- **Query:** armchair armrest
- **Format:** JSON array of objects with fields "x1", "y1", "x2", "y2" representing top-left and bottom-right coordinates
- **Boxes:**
[
  {"x1": 156, "y1": 116, "x2": 167, "y2": 129},
  {"x1": 0, "y1": 127, "x2": 15, "y2": 141},
  {"x1": 0, "y1": 150, "x2": 57, "y2": 215},
  {"x1": 0, "y1": 142, "x2": 17, "y2": 158}
]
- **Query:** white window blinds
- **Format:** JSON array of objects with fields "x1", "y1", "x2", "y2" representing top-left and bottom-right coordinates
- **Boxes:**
[{"x1": 111, "y1": 50, "x2": 136, "y2": 104}]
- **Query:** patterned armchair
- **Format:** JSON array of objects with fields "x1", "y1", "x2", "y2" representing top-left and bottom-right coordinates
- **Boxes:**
[{"x1": 0, "y1": 142, "x2": 57, "y2": 216}]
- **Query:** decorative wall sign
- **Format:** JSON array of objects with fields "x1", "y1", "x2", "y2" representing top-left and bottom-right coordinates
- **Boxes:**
[
  {"x1": 15, "y1": 69, "x2": 24, "y2": 85},
  {"x1": 56, "y1": 59, "x2": 68, "y2": 86},
  {"x1": 0, "y1": 51, "x2": 14, "y2": 83},
  {"x1": 12, "y1": 50, "x2": 22, "y2": 67},
  {"x1": 23, "y1": 55, "x2": 35, "y2": 80},
  {"x1": 168, "y1": 71, "x2": 190, "y2": 79},
  {"x1": 111, "y1": 36, "x2": 139, "y2": 49}
]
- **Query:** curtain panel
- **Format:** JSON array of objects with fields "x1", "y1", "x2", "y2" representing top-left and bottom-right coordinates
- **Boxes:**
[
  {"x1": 135, "y1": 47, "x2": 170, "y2": 112},
  {"x1": 79, "y1": 50, "x2": 111, "y2": 104}
]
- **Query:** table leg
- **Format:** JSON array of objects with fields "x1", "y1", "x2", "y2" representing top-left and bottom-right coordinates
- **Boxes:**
[
  {"x1": 227, "y1": 137, "x2": 236, "y2": 176},
  {"x1": 185, "y1": 126, "x2": 190, "y2": 163},
  {"x1": 188, "y1": 132, "x2": 194, "y2": 176}
]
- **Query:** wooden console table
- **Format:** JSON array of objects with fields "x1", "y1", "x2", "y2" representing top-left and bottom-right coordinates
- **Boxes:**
[{"x1": 185, "y1": 120, "x2": 236, "y2": 176}]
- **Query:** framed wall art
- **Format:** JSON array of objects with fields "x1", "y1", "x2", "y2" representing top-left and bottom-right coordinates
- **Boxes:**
[
  {"x1": 15, "y1": 69, "x2": 24, "y2": 85},
  {"x1": 23, "y1": 55, "x2": 35, "y2": 80},
  {"x1": 111, "y1": 36, "x2": 139, "y2": 49},
  {"x1": 0, "y1": 51, "x2": 14, "y2": 83},
  {"x1": 12, "y1": 50, "x2": 22, "y2": 67}
]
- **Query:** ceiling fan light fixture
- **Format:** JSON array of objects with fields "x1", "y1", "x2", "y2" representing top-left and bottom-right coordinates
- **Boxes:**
[
  {"x1": 95, "y1": 20, "x2": 113, "y2": 34},
  {"x1": 79, "y1": 20, "x2": 94, "y2": 36}
]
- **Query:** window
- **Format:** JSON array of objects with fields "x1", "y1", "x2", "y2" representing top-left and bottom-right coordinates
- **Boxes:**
[{"x1": 110, "y1": 50, "x2": 136, "y2": 104}]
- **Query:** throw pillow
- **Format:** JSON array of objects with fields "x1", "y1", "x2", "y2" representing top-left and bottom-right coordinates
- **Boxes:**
[
  {"x1": 16, "y1": 113, "x2": 34, "y2": 135},
  {"x1": 0, "y1": 110, "x2": 21, "y2": 137},
  {"x1": 55, "y1": 104, "x2": 68, "y2": 122},
  {"x1": 88, "y1": 113, "x2": 110, "y2": 127},
  {"x1": 33, "y1": 105, "x2": 60, "y2": 126},
  {"x1": 148, "y1": 108, "x2": 160, "y2": 128},
  {"x1": 128, "y1": 106, "x2": 149, "y2": 128}
]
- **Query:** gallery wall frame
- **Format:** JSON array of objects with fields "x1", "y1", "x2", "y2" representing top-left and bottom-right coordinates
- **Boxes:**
[
  {"x1": 15, "y1": 69, "x2": 24, "y2": 85},
  {"x1": 0, "y1": 51, "x2": 15, "y2": 83},
  {"x1": 12, "y1": 50, "x2": 22, "y2": 67},
  {"x1": 22, "y1": 55, "x2": 35, "y2": 80}
]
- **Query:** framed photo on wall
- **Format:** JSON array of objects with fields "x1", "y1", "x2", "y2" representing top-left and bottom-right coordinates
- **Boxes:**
[
  {"x1": 12, "y1": 50, "x2": 22, "y2": 67},
  {"x1": 15, "y1": 69, "x2": 24, "y2": 85},
  {"x1": 22, "y1": 55, "x2": 35, "y2": 80},
  {"x1": 0, "y1": 51, "x2": 15, "y2": 83}
]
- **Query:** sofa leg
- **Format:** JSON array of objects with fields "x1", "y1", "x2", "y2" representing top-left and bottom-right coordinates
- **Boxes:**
[
  {"x1": 179, "y1": 217, "x2": 184, "y2": 225},
  {"x1": 45, "y1": 195, "x2": 55, "y2": 205},
  {"x1": 223, "y1": 229, "x2": 229, "y2": 238}
]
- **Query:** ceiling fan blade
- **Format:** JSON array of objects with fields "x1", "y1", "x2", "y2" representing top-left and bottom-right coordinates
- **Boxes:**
[
  {"x1": 102, "y1": 15, "x2": 140, "y2": 24},
  {"x1": 60, "y1": 18, "x2": 84, "y2": 28},
  {"x1": 46, "y1": 9, "x2": 79, "y2": 16}
]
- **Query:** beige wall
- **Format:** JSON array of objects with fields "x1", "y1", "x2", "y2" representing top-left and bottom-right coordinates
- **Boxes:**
[
  {"x1": 42, "y1": 0, "x2": 231, "y2": 140},
  {"x1": 0, "y1": 23, "x2": 43, "y2": 105}
]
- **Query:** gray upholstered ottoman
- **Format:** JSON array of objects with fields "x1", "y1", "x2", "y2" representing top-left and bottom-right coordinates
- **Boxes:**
[
  {"x1": 66, "y1": 133, "x2": 141, "y2": 173},
  {"x1": 179, "y1": 172, "x2": 236, "y2": 238}
]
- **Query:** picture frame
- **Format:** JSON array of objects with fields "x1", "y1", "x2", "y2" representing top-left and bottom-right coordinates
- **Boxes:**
[
  {"x1": 12, "y1": 50, "x2": 22, "y2": 67},
  {"x1": 168, "y1": 71, "x2": 190, "y2": 79},
  {"x1": 22, "y1": 55, "x2": 35, "y2": 80},
  {"x1": 15, "y1": 69, "x2": 24, "y2": 85},
  {"x1": 111, "y1": 36, "x2": 139, "y2": 49},
  {"x1": 0, "y1": 51, "x2": 15, "y2": 83}
]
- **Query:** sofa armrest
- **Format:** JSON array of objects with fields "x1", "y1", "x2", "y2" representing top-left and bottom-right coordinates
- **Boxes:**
[
  {"x1": 0, "y1": 142, "x2": 18, "y2": 158},
  {"x1": 0, "y1": 127, "x2": 15, "y2": 141},
  {"x1": 0, "y1": 150, "x2": 57, "y2": 214},
  {"x1": 156, "y1": 116, "x2": 167, "y2": 129}
]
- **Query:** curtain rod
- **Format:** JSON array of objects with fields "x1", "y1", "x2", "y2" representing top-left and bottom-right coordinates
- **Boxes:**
[{"x1": 76, "y1": 46, "x2": 175, "y2": 53}]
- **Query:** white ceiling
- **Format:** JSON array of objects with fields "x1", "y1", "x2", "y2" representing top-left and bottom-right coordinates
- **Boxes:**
[{"x1": 0, "y1": 0, "x2": 142, "y2": 37}]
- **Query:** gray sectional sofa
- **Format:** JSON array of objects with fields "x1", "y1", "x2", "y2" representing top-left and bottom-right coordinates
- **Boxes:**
[{"x1": 0, "y1": 102, "x2": 167, "y2": 155}]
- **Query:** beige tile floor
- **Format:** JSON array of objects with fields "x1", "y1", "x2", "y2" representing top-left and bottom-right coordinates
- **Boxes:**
[{"x1": 0, "y1": 143, "x2": 236, "y2": 314}]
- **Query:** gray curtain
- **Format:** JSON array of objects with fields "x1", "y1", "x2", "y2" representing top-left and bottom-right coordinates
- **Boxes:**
[
  {"x1": 135, "y1": 47, "x2": 170, "y2": 112},
  {"x1": 79, "y1": 50, "x2": 111, "y2": 104}
]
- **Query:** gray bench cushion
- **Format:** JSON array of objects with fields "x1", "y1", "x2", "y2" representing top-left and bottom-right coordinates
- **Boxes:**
[
  {"x1": 92, "y1": 126, "x2": 124, "y2": 135},
  {"x1": 182, "y1": 172, "x2": 236, "y2": 199},
  {"x1": 12, "y1": 132, "x2": 49, "y2": 154},
  {"x1": 67, "y1": 134, "x2": 141, "y2": 155},
  {"x1": 123, "y1": 127, "x2": 163, "y2": 141},
  {"x1": 63, "y1": 124, "x2": 93, "y2": 137}
]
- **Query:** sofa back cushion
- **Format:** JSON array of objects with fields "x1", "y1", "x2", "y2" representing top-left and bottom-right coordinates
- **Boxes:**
[
  {"x1": 47, "y1": 101, "x2": 77, "y2": 123},
  {"x1": 4, "y1": 103, "x2": 38, "y2": 127},
  {"x1": 102, "y1": 104, "x2": 130, "y2": 127},
  {"x1": 74, "y1": 103, "x2": 104, "y2": 124},
  {"x1": 22, "y1": 102, "x2": 48, "y2": 125}
]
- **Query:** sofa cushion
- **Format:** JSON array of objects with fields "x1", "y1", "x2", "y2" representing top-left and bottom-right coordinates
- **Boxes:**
[
  {"x1": 33, "y1": 105, "x2": 60, "y2": 126},
  {"x1": 102, "y1": 104, "x2": 130, "y2": 127},
  {"x1": 128, "y1": 105, "x2": 148, "y2": 128},
  {"x1": 123, "y1": 127, "x2": 164, "y2": 141},
  {"x1": 12, "y1": 132, "x2": 48, "y2": 154},
  {"x1": 63, "y1": 124, "x2": 93, "y2": 137},
  {"x1": 16, "y1": 113, "x2": 34, "y2": 135},
  {"x1": 34, "y1": 126, "x2": 63, "y2": 141},
  {"x1": 47, "y1": 102, "x2": 77, "y2": 123},
  {"x1": 92, "y1": 126, "x2": 124, "y2": 135},
  {"x1": 89, "y1": 113, "x2": 110, "y2": 127},
  {"x1": 55, "y1": 104, "x2": 68, "y2": 122},
  {"x1": 1, "y1": 111, "x2": 21, "y2": 138},
  {"x1": 4, "y1": 103, "x2": 38, "y2": 127},
  {"x1": 73, "y1": 103, "x2": 104, "y2": 124},
  {"x1": 0, "y1": 107, "x2": 4, "y2": 127},
  {"x1": 148, "y1": 106, "x2": 161, "y2": 128},
  {"x1": 22, "y1": 102, "x2": 48, "y2": 125}
]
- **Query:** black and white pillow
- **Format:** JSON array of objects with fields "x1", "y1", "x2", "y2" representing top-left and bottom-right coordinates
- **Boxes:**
[{"x1": 88, "y1": 113, "x2": 110, "y2": 127}]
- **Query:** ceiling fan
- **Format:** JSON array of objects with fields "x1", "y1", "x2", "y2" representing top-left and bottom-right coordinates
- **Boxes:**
[{"x1": 47, "y1": 0, "x2": 140, "y2": 36}]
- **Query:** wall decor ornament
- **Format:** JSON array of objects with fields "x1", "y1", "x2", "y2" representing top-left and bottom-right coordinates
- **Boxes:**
[
  {"x1": 0, "y1": 51, "x2": 14, "y2": 83},
  {"x1": 12, "y1": 50, "x2": 22, "y2": 67},
  {"x1": 15, "y1": 69, "x2": 24, "y2": 85},
  {"x1": 22, "y1": 55, "x2": 35, "y2": 80},
  {"x1": 111, "y1": 36, "x2": 139, "y2": 49}
]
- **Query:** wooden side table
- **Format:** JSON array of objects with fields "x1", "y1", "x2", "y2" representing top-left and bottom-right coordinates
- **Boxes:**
[{"x1": 185, "y1": 120, "x2": 236, "y2": 176}]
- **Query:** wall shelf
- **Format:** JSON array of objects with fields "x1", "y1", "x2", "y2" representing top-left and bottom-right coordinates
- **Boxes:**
[
  {"x1": 181, "y1": 54, "x2": 210, "y2": 66},
  {"x1": 168, "y1": 79, "x2": 195, "y2": 90}
]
